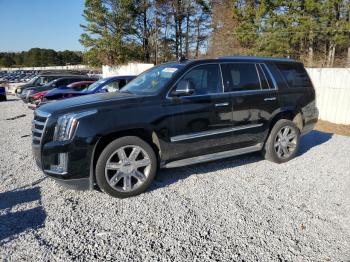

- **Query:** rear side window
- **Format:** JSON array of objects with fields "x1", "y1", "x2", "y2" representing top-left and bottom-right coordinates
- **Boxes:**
[
  {"x1": 221, "y1": 63, "x2": 261, "y2": 92},
  {"x1": 276, "y1": 63, "x2": 311, "y2": 88}
]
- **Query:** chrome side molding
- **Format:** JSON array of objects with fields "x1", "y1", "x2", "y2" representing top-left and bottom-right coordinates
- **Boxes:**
[
  {"x1": 162, "y1": 143, "x2": 262, "y2": 168},
  {"x1": 170, "y1": 123, "x2": 264, "y2": 142}
]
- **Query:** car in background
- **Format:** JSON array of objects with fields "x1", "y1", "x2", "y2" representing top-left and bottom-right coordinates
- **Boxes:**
[
  {"x1": 42, "y1": 76, "x2": 135, "y2": 102},
  {"x1": 27, "y1": 81, "x2": 97, "y2": 109},
  {"x1": 27, "y1": 90, "x2": 50, "y2": 109},
  {"x1": 16, "y1": 73, "x2": 85, "y2": 95},
  {"x1": 22, "y1": 76, "x2": 97, "y2": 103},
  {"x1": 0, "y1": 87, "x2": 6, "y2": 101}
]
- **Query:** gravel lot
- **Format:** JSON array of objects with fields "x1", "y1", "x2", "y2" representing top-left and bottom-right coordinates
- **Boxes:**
[{"x1": 0, "y1": 98, "x2": 349, "y2": 261}]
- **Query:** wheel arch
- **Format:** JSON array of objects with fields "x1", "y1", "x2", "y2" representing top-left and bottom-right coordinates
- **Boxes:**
[
  {"x1": 269, "y1": 108, "x2": 304, "y2": 132},
  {"x1": 90, "y1": 127, "x2": 161, "y2": 188}
]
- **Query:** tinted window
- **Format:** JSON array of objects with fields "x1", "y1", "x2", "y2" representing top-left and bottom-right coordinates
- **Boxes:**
[
  {"x1": 176, "y1": 64, "x2": 222, "y2": 95},
  {"x1": 276, "y1": 63, "x2": 311, "y2": 88},
  {"x1": 221, "y1": 63, "x2": 261, "y2": 92}
]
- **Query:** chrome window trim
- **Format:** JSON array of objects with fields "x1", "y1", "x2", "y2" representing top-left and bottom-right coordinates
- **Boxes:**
[
  {"x1": 257, "y1": 63, "x2": 271, "y2": 89},
  {"x1": 170, "y1": 123, "x2": 264, "y2": 142},
  {"x1": 215, "y1": 62, "x2": 269, "y2": 94},
  {"x1": 261, "y1": 63, "x2": 278, "y2": 89},
  {"x1": 166, "y1": 61, "x2": 279, "y2": 99},
  {"x1": 255, "y1": 64, "x2": 263, "y2": 89},
  {"x1": 166, "y1": 62, "x2": 225, "y2": 100}
]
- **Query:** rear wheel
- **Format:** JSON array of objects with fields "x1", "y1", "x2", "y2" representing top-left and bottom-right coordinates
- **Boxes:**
[
  {"x1": 263, "y1": 119, "x2": 300, "y2": 163},
  {"x1": 95, "y1": 136, "x2": 157, "y2": 198}
]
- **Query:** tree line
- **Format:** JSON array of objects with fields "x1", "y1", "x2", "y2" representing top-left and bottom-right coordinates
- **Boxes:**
[
  {"x1": 80, "y1": 0, "x2": 211, "y2": 66},
  {"x1": 0, "y1": 48, "x2": 83, "y2": 68},
  {"x1": 2, "y1": 1, "x2": 349, "y2": 68},
  {"x1": 81, "y1": 0, "x2": 350, "y2": 67},
  {"x1": 210, "y1": 0, "x2": 350, "y2": 67}
]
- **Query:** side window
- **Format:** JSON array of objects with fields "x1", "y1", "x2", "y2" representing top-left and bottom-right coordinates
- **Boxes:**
[
  {"x1": 118, "y1": 79, "x2": 127, "y2": 89},
  {"x1": 175, "y1": 64, "x2": 222, "y2": 95},
  {"x1": 275, "y1": 63, "x2": 311, "y2": 88},
  {"x1": 101, "y1": 80, "x2": 121, "y2": 92},
  {"x1": 221, "y1": 63, "x2": 261, "y2": 92}
]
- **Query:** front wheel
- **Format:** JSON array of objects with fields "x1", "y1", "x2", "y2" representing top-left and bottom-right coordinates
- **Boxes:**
[
  {"x1": 262, "y1": 119, "x2": 300, "y2": 163},
  {"x1": 95, "y1": 136, "x2": 157, "y2": 198}
]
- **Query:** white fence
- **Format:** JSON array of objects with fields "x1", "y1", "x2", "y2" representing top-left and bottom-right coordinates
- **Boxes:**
[
  {"x1": 306, "y1": 68, "x2": 350, "y2": 125},
  {"x1": 0, "y1": 65, "x2": 91, "y2": 71},
  {"x1": 102, "y1": 63, "x2": 154, "y2": 78}
]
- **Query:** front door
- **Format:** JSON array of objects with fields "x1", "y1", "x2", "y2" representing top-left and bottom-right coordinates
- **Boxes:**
[{"x1": 164, "y1": 63, "x2": 234, "y2": 161}]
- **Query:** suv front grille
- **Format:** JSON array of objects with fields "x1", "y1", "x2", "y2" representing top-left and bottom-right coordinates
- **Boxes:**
[{"x1": 32, "y1": 111, "x2": 50, "y2": 145}]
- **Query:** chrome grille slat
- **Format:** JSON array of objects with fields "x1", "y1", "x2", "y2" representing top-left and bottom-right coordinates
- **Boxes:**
[
  {"x1": 33, "y1": 120, "x2": 45, "y2": 126},
  {"x1": 32, "y1": 128, "x2": 43, "y2": 134},
  {"x1": 32, "y1": 110, "x2": 50, "y2": 145}
]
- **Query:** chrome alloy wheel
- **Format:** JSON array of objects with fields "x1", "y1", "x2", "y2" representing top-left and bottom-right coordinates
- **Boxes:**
[
  {"x1": 274, "y1": 126, "x2": 297, "y2": 159},
  {"x1": 105, "y1": 145, "x2": 151, "y2": 192}
]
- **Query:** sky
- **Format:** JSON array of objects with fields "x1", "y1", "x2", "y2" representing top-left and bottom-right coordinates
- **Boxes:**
[{"x1": 0, "y1": 0, "x2": 86, "y2": 52}]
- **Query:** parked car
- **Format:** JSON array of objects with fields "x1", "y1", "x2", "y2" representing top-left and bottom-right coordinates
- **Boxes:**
[
  {"x1": 32, "y1": 56, "x2": 318, "y2": 198},
  {"x1": 0, "y1": 87, "x2": 6, "y2": 101},
  {"x1": 28, "y1": 81, "x2": 97, "y2": 109},
  {"x1": 23, "y1": 76, "x2": 97, "y2": 103},
  {"x1": 27, "y1": 90, "x2": 50, "y2": 109},
  {"x1": 42, "y1": 76, "x2": 135, "y2": 103},
  {"x1": 16, "y1": 73, "x2": 73, "y2": 95}
]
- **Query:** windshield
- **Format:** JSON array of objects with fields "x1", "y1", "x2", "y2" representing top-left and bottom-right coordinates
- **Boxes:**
[
  {"x1": 28, "y1": 76, "x2": 39, "y2": 85},
  {"x1": 85, "y1": 78, "x2": 107, "y2": 91},
  {"x1": 120, "y1": 63, "x2": 184, "y2": 95}
]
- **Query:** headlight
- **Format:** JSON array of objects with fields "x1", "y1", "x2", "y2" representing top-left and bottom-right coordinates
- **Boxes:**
[{"x1": 53, "y1": 110, "x2": 97, "y2": 141}]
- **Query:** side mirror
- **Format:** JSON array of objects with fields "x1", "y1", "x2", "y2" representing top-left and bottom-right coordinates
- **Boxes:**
[{"x1": 173, "y1": 79, "x2": 195, "y2": 96}]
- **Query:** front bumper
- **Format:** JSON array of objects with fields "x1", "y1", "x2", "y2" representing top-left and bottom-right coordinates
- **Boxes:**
[{"x1": 32, "y1": 138, "x2": 96, "y2": 191}]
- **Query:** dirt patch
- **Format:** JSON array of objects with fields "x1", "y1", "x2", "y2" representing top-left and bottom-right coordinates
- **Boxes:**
[{"x1": 315, "y1": 120, "x2": 350, "y2": 136}]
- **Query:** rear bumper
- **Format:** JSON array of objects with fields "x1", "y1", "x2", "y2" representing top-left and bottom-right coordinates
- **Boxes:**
[{"x1": 301, "y1": 106, "x2": 319, "y2": 135}]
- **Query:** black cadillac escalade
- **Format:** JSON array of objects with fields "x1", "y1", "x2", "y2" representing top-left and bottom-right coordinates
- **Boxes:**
[{"x1": 32, "y1": 56, "x2": 318, "y2": 198}]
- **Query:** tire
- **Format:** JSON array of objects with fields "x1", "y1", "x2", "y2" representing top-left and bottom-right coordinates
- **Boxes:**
[
  {"x1": 0, "y1": 95, "x2": 6, "y2": 101},
  {"x1": 95, "y1": 136, "x2": 157, "y2": 198},
  {"x1": 262, "y1": 119, "x2": 300, "y2": 163}
]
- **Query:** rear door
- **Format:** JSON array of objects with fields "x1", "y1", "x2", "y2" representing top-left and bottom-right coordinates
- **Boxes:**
[{"x1": 220, "y1": 62, "x2": 280, "y2": 147}]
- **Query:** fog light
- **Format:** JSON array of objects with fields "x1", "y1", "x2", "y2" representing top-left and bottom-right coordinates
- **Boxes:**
[{"x1": 49, "y1": 153, "x2": 68, "y2": 174}]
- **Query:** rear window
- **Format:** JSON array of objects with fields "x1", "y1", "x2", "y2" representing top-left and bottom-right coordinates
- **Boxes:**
[{"x1": 276, "y1": 63, "x2": 311, "y2": 88}]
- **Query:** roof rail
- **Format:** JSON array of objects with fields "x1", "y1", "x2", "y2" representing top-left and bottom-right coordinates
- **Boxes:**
[{"x1": 218, "y1": 56, "x2": 296, "y2": 62}]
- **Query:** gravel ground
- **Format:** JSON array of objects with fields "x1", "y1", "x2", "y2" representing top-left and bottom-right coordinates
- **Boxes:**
[{"x1": 0, "y1": 98, "x2": 349, "y2": 261}]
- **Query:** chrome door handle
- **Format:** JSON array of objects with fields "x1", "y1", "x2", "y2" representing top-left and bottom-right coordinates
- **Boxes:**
[
  {"x1": 264, "y1": 97, "x2": 276, "y2": 101},
  {"x1": 215, "y1": 102, "x2": 229, "y2": 107}
]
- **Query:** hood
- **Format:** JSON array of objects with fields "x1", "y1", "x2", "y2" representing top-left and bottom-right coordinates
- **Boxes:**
[{"x1": 38, "y1": 92, "x2": 141, "y2": 115}]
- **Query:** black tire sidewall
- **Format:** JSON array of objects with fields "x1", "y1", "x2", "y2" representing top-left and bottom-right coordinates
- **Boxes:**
[
  {"x1": 265, "y1": 119, "x2": 300, "y2": 163},
  {"x1": 95, "y1": 136, "x2": 157, "y2": 198}
]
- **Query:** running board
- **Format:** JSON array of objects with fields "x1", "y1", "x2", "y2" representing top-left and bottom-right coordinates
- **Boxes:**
[{"x1": 162, "y1": 143, "x2": 263, "y2": 168}]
